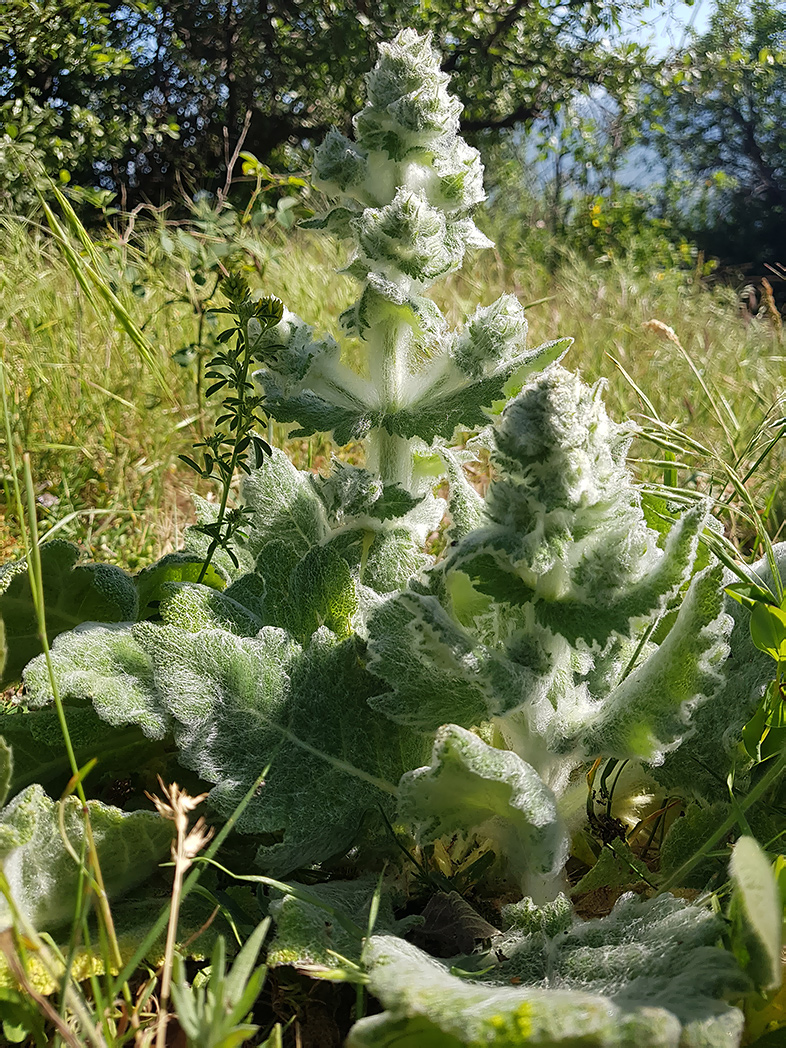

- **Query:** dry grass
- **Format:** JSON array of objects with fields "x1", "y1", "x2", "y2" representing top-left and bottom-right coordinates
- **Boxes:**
[{"x1": 2, "y1": 213, "x2": 784, "y2": 568}]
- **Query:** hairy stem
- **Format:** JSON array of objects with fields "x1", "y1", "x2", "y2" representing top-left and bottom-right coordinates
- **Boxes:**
[{"x1": 367, "y1": 318, "x2": 414, "y2": 487}]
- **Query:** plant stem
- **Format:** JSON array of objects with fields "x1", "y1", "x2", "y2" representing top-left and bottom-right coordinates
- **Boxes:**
[
  {"x1": 367, "y1": 318, "x2": 413, "y2": 488},
  {"x1": 197, "y1": 314, "x2": 253, "y2": 583}
]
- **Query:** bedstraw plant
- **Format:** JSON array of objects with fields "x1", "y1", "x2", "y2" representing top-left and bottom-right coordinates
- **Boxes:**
[{"x1": 0, "y1": 29, "x2": 784, "y2": 1048}]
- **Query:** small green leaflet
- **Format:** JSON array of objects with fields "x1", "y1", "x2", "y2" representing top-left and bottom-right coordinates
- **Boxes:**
[
  {"x1": 750, "y1": 602, "x2": 786, "y2": 661},
  {"x1": 729, "y1": 836, "x2": 783, "y2": 993}
]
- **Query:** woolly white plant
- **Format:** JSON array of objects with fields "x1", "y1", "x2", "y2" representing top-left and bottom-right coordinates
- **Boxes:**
[{"x1": 8, "y1": 29, "x2": 774, "y2": 1048}]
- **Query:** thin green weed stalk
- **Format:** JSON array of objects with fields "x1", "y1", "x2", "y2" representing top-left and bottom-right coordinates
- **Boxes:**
[{"x1": 178, "y1": 274, "x2": 283, "y2": 581}]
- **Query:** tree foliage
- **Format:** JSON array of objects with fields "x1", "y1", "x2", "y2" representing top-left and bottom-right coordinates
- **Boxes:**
[
  {"x1": 0, "y1": 0, "x2": 176, "y2": 206},
  {"x1": 646, "y1": 0, "x2": 786, "y2": 265},
  {"x1": 1, "y1": 0, "x2": 656, "y2": 203}
]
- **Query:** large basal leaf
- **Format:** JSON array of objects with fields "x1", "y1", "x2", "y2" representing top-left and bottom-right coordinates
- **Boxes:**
[
  {"x1": 577, "y1": 563, "x2": 731, "y2": 763},
  {"x1": 0, "y1": 777, "x2": 173, "y2": 932},
  {"x1": 347, "y1": 893, "x2": 747, "y2": 1048},
  {"x1": 36, "y1": 616, "x2": 427, "y2": 871},
  {"x1": 0, "y1": 540, "x2": 137, "y2": 687},
  {"x1": 0, "y1": 889, "x2": 231, "y2": 995},
  {"x1": 398, "y1": 725, "x2": 569, "y2": 903},
  {"x1": 128, "y1": 624, "x2": 429, "y2": 874},
  {"x1": 23, "y1": 623, "x2": 171, "y2": 740},
  {"x1": 23, "y1": 610, "x2": 429, "y2": 874}
]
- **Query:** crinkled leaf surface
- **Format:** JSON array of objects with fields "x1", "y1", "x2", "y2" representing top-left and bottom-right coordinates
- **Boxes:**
[
  {"x1": 0, "y1": 540, "x2": 137, "y2": 687},
  {"x1": 654, "y1": 547, "x2": 786, "y2": 799},
  {"x1": 142, "y1": 626, "x2": 427, "y2": 873},
  {"x1": 185, "y1": 450, "x2": 329, "y2": 579},
  {"x1": 32, "y1": 622, "x2": 429, "y2": 874},
  {"x1": 366, "y1": 593, "x2": 494, "y2": 730},
  {"x1": 0, "y1": 780, "x2": 173, "y2": 931},
  {"x1": 577, "y1": 564, "x2": 731, "y2": 762},
  {"x1": 398, "y1": 725, "x2": 569, "y2": 902},
  {"x1": 348, "y1": 893, "x2": 747, "y2": 1048},
  {"x1": 24, "y1": 624, "x2": 170, "y2": 740},
  {"x1": 158, "y1": 581, "x2": 264, "y2": 636}
]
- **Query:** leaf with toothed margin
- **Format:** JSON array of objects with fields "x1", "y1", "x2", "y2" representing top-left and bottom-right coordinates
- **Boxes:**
[
  {"x1": 398, "y1": 725, "x2": 569, "y2": 902},
  {"x1": 347, "y1": 892, "x2": 747, "y2": 1048},
  {"x1": 366, "y1": 592, "x2": 491, "y2": 730},
  {"x1": 380, "y1": 341, "x2": 571, "y2": 444},
  {"x1": 440, "y1": 447, "x2": 485, "y2": 543},
  {"x1": 576, "y1": 564, "x2": 731, "y2": 763},
  {"x1": 366, "y1": 589, "x2": 537, "y2": 729},
  {"x1": 534, "y1": 502, "x2": 709, "y2": 647},
  {"x1": 0, "y1": 540, "x2": 138, "y2": 687},
  {"x1": 311, "y1": 462, "x2": 423, "y2": 525},
  {"x1": 654, "y1": 544, "x2": 786, "y2": 799},
  {"x1": 262, "y1": 389, "x2": 376, "y2": 445},
  {"x1": 451, "y1": 501, "x2": 709, "y2": 651}
]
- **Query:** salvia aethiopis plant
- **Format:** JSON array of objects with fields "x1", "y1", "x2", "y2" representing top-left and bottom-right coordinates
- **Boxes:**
[{"x1": 1, "y1": 29, "x2": 783, "y2": 1048}]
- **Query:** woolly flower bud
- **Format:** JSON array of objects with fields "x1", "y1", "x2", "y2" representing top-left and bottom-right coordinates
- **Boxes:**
[
  {"x1": 356, "y1": 188, "x2": 465, "y2": 283},
  {"x1": 451, "y1": 294, "x2": 529, "y2": 378},
  {"x1": 488, "y1": 368, "x2": 646, "y2": 554},
  {"x1": 367, "y1": 29, "x2": 447, "y2": 111},
  {"x1": 355, "y1": 29, "x2": 463, "y2": 155},
  {"x1": 312, "y1": 129, "x2": 368, "y2": 194}
]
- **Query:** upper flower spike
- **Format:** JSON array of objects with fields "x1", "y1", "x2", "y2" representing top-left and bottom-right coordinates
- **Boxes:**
[{"x1": 311, "y1": 29, "x2": 490, "y2": 293}]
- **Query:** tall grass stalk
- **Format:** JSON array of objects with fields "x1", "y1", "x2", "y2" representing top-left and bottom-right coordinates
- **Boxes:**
[{"x1": 21, "y1": 451, "x2": 134, "y2": 1034}]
